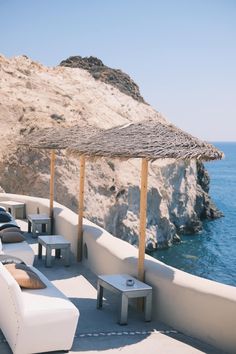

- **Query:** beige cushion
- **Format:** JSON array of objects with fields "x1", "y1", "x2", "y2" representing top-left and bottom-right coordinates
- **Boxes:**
[
  {"x1": 1, "y1": 232, "x2": 25, "y2": 244},
  {"x1": 0, "y1": 227, "x2": 23, "y2": 235},
  {"x1": 4, "y1": 263, "x2": 46, "y2": 289}
]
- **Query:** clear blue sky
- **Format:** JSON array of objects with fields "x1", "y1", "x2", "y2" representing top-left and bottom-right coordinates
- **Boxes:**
[{"x1": 0, "y1": 0, "x2": 235, "y2": 141}]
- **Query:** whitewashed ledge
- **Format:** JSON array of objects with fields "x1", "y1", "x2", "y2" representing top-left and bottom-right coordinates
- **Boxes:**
[{"x1": 0, "y1": 193, "x2": 236, "y2": 354}]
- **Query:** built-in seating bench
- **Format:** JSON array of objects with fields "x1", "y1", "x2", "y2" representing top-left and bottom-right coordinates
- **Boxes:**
[
  {"x1": 0, "y1": 206, "x2": 35, "y2": 265},
  {"x1": 0, "y1": 262, "x2": 79, "y2": 354},
  {"x1": 0, "y1": 238, "x2": 35, "y2": 265}
]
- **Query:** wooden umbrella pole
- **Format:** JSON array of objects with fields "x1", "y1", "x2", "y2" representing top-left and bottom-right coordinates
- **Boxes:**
[
  {"x1": 49, "y1": 150, "x2": 56, "y2": 226},
  {"x1": 77, "y1": 155, "x2": 86, "y2": 261},
  {"x1": 138, "y1": 158, "x2": 149, "y2": 282}
]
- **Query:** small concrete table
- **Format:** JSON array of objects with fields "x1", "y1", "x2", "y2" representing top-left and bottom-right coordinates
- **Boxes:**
[
  {"x1": 27, "y1": 213, "x2": 51, "y2": 237},
  {"x1": 97, "y1": 274, "x2": 152, "y2": 325},
  {"x1": 38, "y1": 235, "x2": 71, "y2": 267},
  {"x1": 0, "y1": 200, "x2": 25, "y2": 219}
]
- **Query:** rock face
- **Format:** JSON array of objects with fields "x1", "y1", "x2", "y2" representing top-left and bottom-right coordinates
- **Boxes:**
[
  {"x1": 196, "y1": 161, "x2": 223, "y2": 219},
  {"x1": 0, "y1": 54, "x2": 222, "y2": 249},
  {"x1": 60, "y1": 56, "x2": 145, "y2": 103}
]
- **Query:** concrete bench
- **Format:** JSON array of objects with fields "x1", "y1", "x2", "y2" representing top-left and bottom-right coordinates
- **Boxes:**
[
  {"x1": 0, "y1": 262, "x2": 79, "y2": 354},
  {"x1": 0, "y1": 238, "x2": 35, "y2": 265}
]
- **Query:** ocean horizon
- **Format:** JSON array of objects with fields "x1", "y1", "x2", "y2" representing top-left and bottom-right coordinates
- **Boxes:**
[{"x1": 153, "y1": 141, "x2": 236, "y2": 287}]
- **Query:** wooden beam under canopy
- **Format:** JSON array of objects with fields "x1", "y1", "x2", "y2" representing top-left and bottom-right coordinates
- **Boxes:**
[
  {"x1": 49, "y1": 150, "x2": 56, "y2": 231},
  {"x1": 138, "y1": 158, "x2": 149, "y2": 282},
  {"x1": 77, "y1": 155, "x2": 86, "y2": 261}
]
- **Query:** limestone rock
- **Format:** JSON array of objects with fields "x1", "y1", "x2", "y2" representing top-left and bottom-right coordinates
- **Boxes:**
[
  {"x1": 60, "y1": 55, "x2": 145, "y2": 103},
  {"x1": 0, "y1": 54, "x2": 222, "y2": 249},
  {"x1": 0, "y1": 186, "x2": 5, "y2": 193}
]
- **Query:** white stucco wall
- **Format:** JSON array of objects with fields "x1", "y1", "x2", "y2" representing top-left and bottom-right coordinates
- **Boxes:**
[
  {"x1": 0, "y1": 193, "x2": 79, "y2": 256},
  {"x1": 1, "y1": 193, "x2": 236, "y2": 353},
  {"x1": 82, "y1": 221, "x2": 236, "y2": 354}
]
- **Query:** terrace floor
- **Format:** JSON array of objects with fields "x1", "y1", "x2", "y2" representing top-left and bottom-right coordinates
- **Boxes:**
[{"x1": 0, "y1": 220, "x2": 221, "y2": 354}]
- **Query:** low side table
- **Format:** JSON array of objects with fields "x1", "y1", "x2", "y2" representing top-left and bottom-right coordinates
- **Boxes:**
[
  {"x1": 27, "y1": 213, "x2": 51, "y2": 237},
  {"x1": 97, "y1": 274, "x2": 152, "y2": 325},
  {"x1": 0, "y1": 200, "x2": 25, "y2": 219},
  {"x1": 38, "y1": 235, "x2": 71, "y2": 267}
]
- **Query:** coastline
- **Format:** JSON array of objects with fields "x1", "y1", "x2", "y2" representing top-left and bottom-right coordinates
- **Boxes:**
[{"x1": 153, "y1": 142, "x2": 236, "y2": 287}]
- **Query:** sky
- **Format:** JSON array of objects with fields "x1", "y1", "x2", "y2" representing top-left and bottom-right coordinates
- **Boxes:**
[{"x1": 0, "y1": 0, "x2": 235, "y2": 141}]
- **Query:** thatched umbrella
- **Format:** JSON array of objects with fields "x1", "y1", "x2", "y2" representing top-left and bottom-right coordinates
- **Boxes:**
[
  {"x1": 21, "y1": 120, "x2": 223, "y2": 281},
  {"x1": 66, "y1": 119, "x2": 223, "y2": 280},
  {"x1": 23, "y1": 124, "x2": 100, "y2": 149},
  {"x1": 20, "y1": 124, "x2": 100, "y2": 221},
  {"x1": 67, "y1": 120, "x2": 223, "y2": 161}
]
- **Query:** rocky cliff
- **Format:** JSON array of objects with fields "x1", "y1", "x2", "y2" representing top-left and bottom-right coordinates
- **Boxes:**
[
  {"x1": 0, "y1": 54, "x2": 222, "y2": 249},
  {"x1": 60, "y1": 56, "x2": 145, "y2": 103}
]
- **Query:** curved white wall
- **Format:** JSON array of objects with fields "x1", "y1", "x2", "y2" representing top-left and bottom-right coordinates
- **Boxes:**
[
  {"x1": 0, "y1": 193, "x2": 79, "y2": 256},
  {"x1": 82, "y1": 222, "x2": 236, "y2": 354},
  {"x1": 1, "y1": 193, "x2": 236, "y2": 353}
]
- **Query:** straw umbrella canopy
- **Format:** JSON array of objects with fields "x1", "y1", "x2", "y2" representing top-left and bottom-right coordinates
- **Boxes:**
[
  {"x1": 21, "y1": 120, "x2": 223, "y2": 281},
  {"x1": 65, "y1": 119, "x2": 223, "y2": 280},
  {"x1": 23, "y1": 124, "x2": 100, "y2": 150},
  {"x1": 20, "y1": 124, "x2": 100, "y2": 225},
  {"x1": 67, "y1": 120, "x2": 223, "y2": 161}
]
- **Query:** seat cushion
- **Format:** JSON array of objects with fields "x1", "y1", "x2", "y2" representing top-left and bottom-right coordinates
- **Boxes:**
[
  {"x1": 1, "y1": 232, "x2": 25, "y2": 243},
  {"x1": 0, "y1": 227, "x2": 23, "y2": 235},
  {"x1": 0, "y1": 212, "x2": 12, "y2": 223},
  {"x1": 2, "y1": 241, "x2": 35, "y2": 265},
  {"x1": 0, "y1": 254, "x2": 25, "y2": 265},
  {"x1": 4, "y1": 263, "x2": 46, "y2": 289},
  {"x1": 0, "y1": 223, "x2": 19, "y2": 231},
  {"x1": 22, "y1": 266, "x2": 78, "y2": 314}
]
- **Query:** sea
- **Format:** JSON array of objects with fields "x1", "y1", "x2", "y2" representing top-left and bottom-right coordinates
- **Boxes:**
[{"x1": 152, "y1": 142, "x2": 236, "y2": 287}]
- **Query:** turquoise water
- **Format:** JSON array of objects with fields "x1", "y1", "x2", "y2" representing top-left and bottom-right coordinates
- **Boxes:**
[{"x1": 152, "y1": 142, "x2": 236, "y2": 287}]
